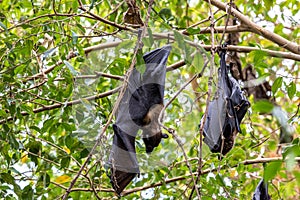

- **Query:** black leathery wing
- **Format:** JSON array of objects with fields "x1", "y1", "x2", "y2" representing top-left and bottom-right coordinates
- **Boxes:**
[
  {"x1": 252, "y1": 179, "x2": 271, "y2": 200},
  {"x1": 202, "y1": 48, "x2": 250, "y2": 155},
  {"x1": 107, "y1": 45, "x2": 172, "y2": 195}
]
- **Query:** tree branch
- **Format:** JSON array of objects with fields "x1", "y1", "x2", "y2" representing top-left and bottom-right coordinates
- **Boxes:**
[
  {"x1": 78, "y1": 5, "x2": 134, "y2": 31},
  {"x1": 204, "y1": 0, "x2": 300, "y2": 54},
  {"x1": 26, "y1": 39, "x2": 300, "y2": 83},
  {"x1": 48, "y1": 156, "x2": 300, "y2": 196},
  {"x1": 122, "y1": 156, "x2": 300, "y2": 196},
  {"x1": 0, "y1": 87, "x2": 121, "y2": 124}
]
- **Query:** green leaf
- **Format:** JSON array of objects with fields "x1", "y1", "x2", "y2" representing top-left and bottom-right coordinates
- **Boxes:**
[
  {"x1": 282, "y1": 142, "x2": 300, "y2": 162},
  {"x1": 8, "y1": 133, "x2": 19, "y2": 149},
  {"x1": 263, "y1": 0, "x2": 274, "y2": 10},
  {"x1": 116, "y1": 40, "x2": 135, "y2": 52},
  {"x1": 0, "y1": 22, "x2": 7, "y2": 31},
  {"x1": 89, "y1": 0, "x2": 95, "y2": 10},
  {"x1": 173, "y1": 30, "x2": 185, "y2": 51},
  {"x1": 215, "y1": 174, "x2": 226, "y2": 187},
  {"x1": 287, "y1": 82, "x2": 296, "y2": 99},
  {"x1": 0, "y1": 172, "x2": 15, "y2": 184},
  {"x1": 60, "y1": 157, "x2": 71, "y2": 169},
  {"x1": 26, "y1": 140, "x2": 42, "y2": 165},
  {"x1": 192, "y1": 51, "x2": 204, "y2": 73},
  {"x1": 271, "y1": 77, "x2": 283, "y2": 95},
  {"x1": 20, "y1": 104, "x2": 34, "y2": 115},
  {"x1": 37, "y1": 173, "x2": 51, "y2": 188},
  {"x1": 136, "y1": 49, "x2": 146, "y2": 75},
  {"x1": 65, "y1": 134, "x2": 75, "y2": 149},
  {"x1": 72, "y1": 31, "x2": 78, "y2": 45},
  {"x1": 147, "y1": 28, "x2": 154, "y2": 48},
  {"x1": 64, "y1": 60, "x2": 78, "y2": 75},
  {"x1": 22, "y1": 185, "x2": 34, "y2": 200},
  {"x1": 0, "y1": 173, "x2": 22, "y2": 197},
  {"x1": 142, "y1": 28, "x2": 154, "y2": 48},
  {"x1": 80, "y1": 148, "x2": 90, "y2": 158},
  {"x1": 264, "y1": 161, "x2": 282, "y2": 182},
  {"x1": 186, "y1": 27, "x2": 200, "y2": 35},
  {"x1": 252, "y1": 50, "x2": 267, "y2": 66},
  {"x1": 252, "y1": 100, "x2": 274, "y2": 113},
  {"x1": 158, "y1": 8, "x2": 173, "y2": 21}
]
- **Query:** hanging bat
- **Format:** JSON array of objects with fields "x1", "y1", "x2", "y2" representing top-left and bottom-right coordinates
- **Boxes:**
[
  {"x1": 108, "y1": 45, "x2": 172, "y2": 195},
  {"x1": 201, "y1": 48, "x2": 250, "y2": 155},
  {"x1": 252, "y1": 179, "x2": 271, "y2": 200},
  {"x1": 141, "y1": 103, "x2": 169, "y2": 153},
  {"x1": 129, "y1": 83, "x2": 169, "y2": 153}
]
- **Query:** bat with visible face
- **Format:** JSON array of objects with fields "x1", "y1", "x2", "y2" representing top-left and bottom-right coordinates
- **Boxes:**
[
  {"x1": 129, "y1": 84, "x2": 169, "y2": 153},
  {"x1": 108, "y1": 45, "x2": 172, "y2": 195},
  {"x1": 141, "y1": 103, "x2": 169, "y2": 153}
]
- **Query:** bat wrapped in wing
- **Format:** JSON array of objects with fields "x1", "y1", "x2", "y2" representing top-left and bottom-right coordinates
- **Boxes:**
[
  {"x1": 201, "y1": 48, "x2": 250, "y2": 155},
  {"x1": 107, "y1": 45, "x2": 172, "y2": 195},
  {"x1": 252, "y1": 179, "x2": 271, "y2": 200}
]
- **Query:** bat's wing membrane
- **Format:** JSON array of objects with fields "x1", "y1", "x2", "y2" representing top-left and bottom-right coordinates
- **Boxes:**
[
  {"x1": 107, "y1": 45, "x2": 172, "y2": 195},
  {"x1": 252, "y1": 179, "x2": 271, "y2": 200},
  {"x1": 202, "y1": 50, "x2": 250, "y2": 154}
]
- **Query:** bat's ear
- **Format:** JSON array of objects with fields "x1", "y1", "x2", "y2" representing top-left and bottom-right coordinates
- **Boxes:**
[{"x1": 162, "y1": 133, "x2": 169, "y2": 139}]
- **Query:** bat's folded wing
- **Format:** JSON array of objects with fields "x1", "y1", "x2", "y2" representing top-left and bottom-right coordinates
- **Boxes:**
[
  {"x1": 252, "y1": 179, "x2": 270, "y2": 200},
  {"x1": 108, "y1": 124, "x2": 139, "y2": 195}
]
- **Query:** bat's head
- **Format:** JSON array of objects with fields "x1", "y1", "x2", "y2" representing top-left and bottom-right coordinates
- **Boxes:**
[{"x1": 142, "y1": 131, "x2": 168, "y2": 153}]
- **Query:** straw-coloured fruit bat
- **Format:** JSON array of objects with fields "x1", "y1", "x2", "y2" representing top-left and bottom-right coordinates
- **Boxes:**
[
  {"x1": 129, "y1": 83, "x2": 169, "y2": 153},
  {"x1": 141, "y1": 103, "x2": 169, "y2": 153},
  {"x1": 108, "y1": 45, "x2": 172, "y2": 195}
]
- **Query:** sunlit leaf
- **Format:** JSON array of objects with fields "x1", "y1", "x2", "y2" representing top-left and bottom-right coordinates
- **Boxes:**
[
  {"x1": 264, "y1": 161, "x2": 282, "y2": 182},
  {"x1": 271, "y1": 77, "x2": 283, "y2": 95},
  {"x1": 63, "y1": 146, "x2": 71, "y2": 154},
  {"x1": 136, "y1": 49, "x2": 146, "y2": 75},
  {"x1": 263, "y1": 0, "x2": 274, "y2": 10},
  {"x1": 287, "y1": 82, "x2": 296, "y2": 99},
  {"x1": 54, "y1": 175, "x2": 71, "y2": 184},
  {"x1": 72, "y1": 31, "x2": 78, "y2": 45},
  {"x1": 21, "y1": 153, "x2": 28, "y2": 163},
  {"x1": 252, "y1": 100, "x2": 274, "y2": 113},
  {"x1": 64, "y1": 60, "x2": 78, "y2": 75},
  {"x1": 0, "y1": 22, "x2": 7, "y2": 31},
  {"x1": 186, "y1": 27, "x2": 200, "y2": 35},
  {"x1": 192, "y1": 51, "x2": 204, "y2": 73}
]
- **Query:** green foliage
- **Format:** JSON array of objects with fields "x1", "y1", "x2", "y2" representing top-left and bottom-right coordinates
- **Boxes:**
[
  {"x1": 0, "y1": 0, "x2": 299, "y2": 199},
  {"x1": 264, "y1": 161, "x2": 282, "y2": 182},
  {"x1": 272, "y1": 77, "x2": 283, "y2": 95},
  {"x1": 252, "y1": 100, "x2": 274, "y2": 113}
]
